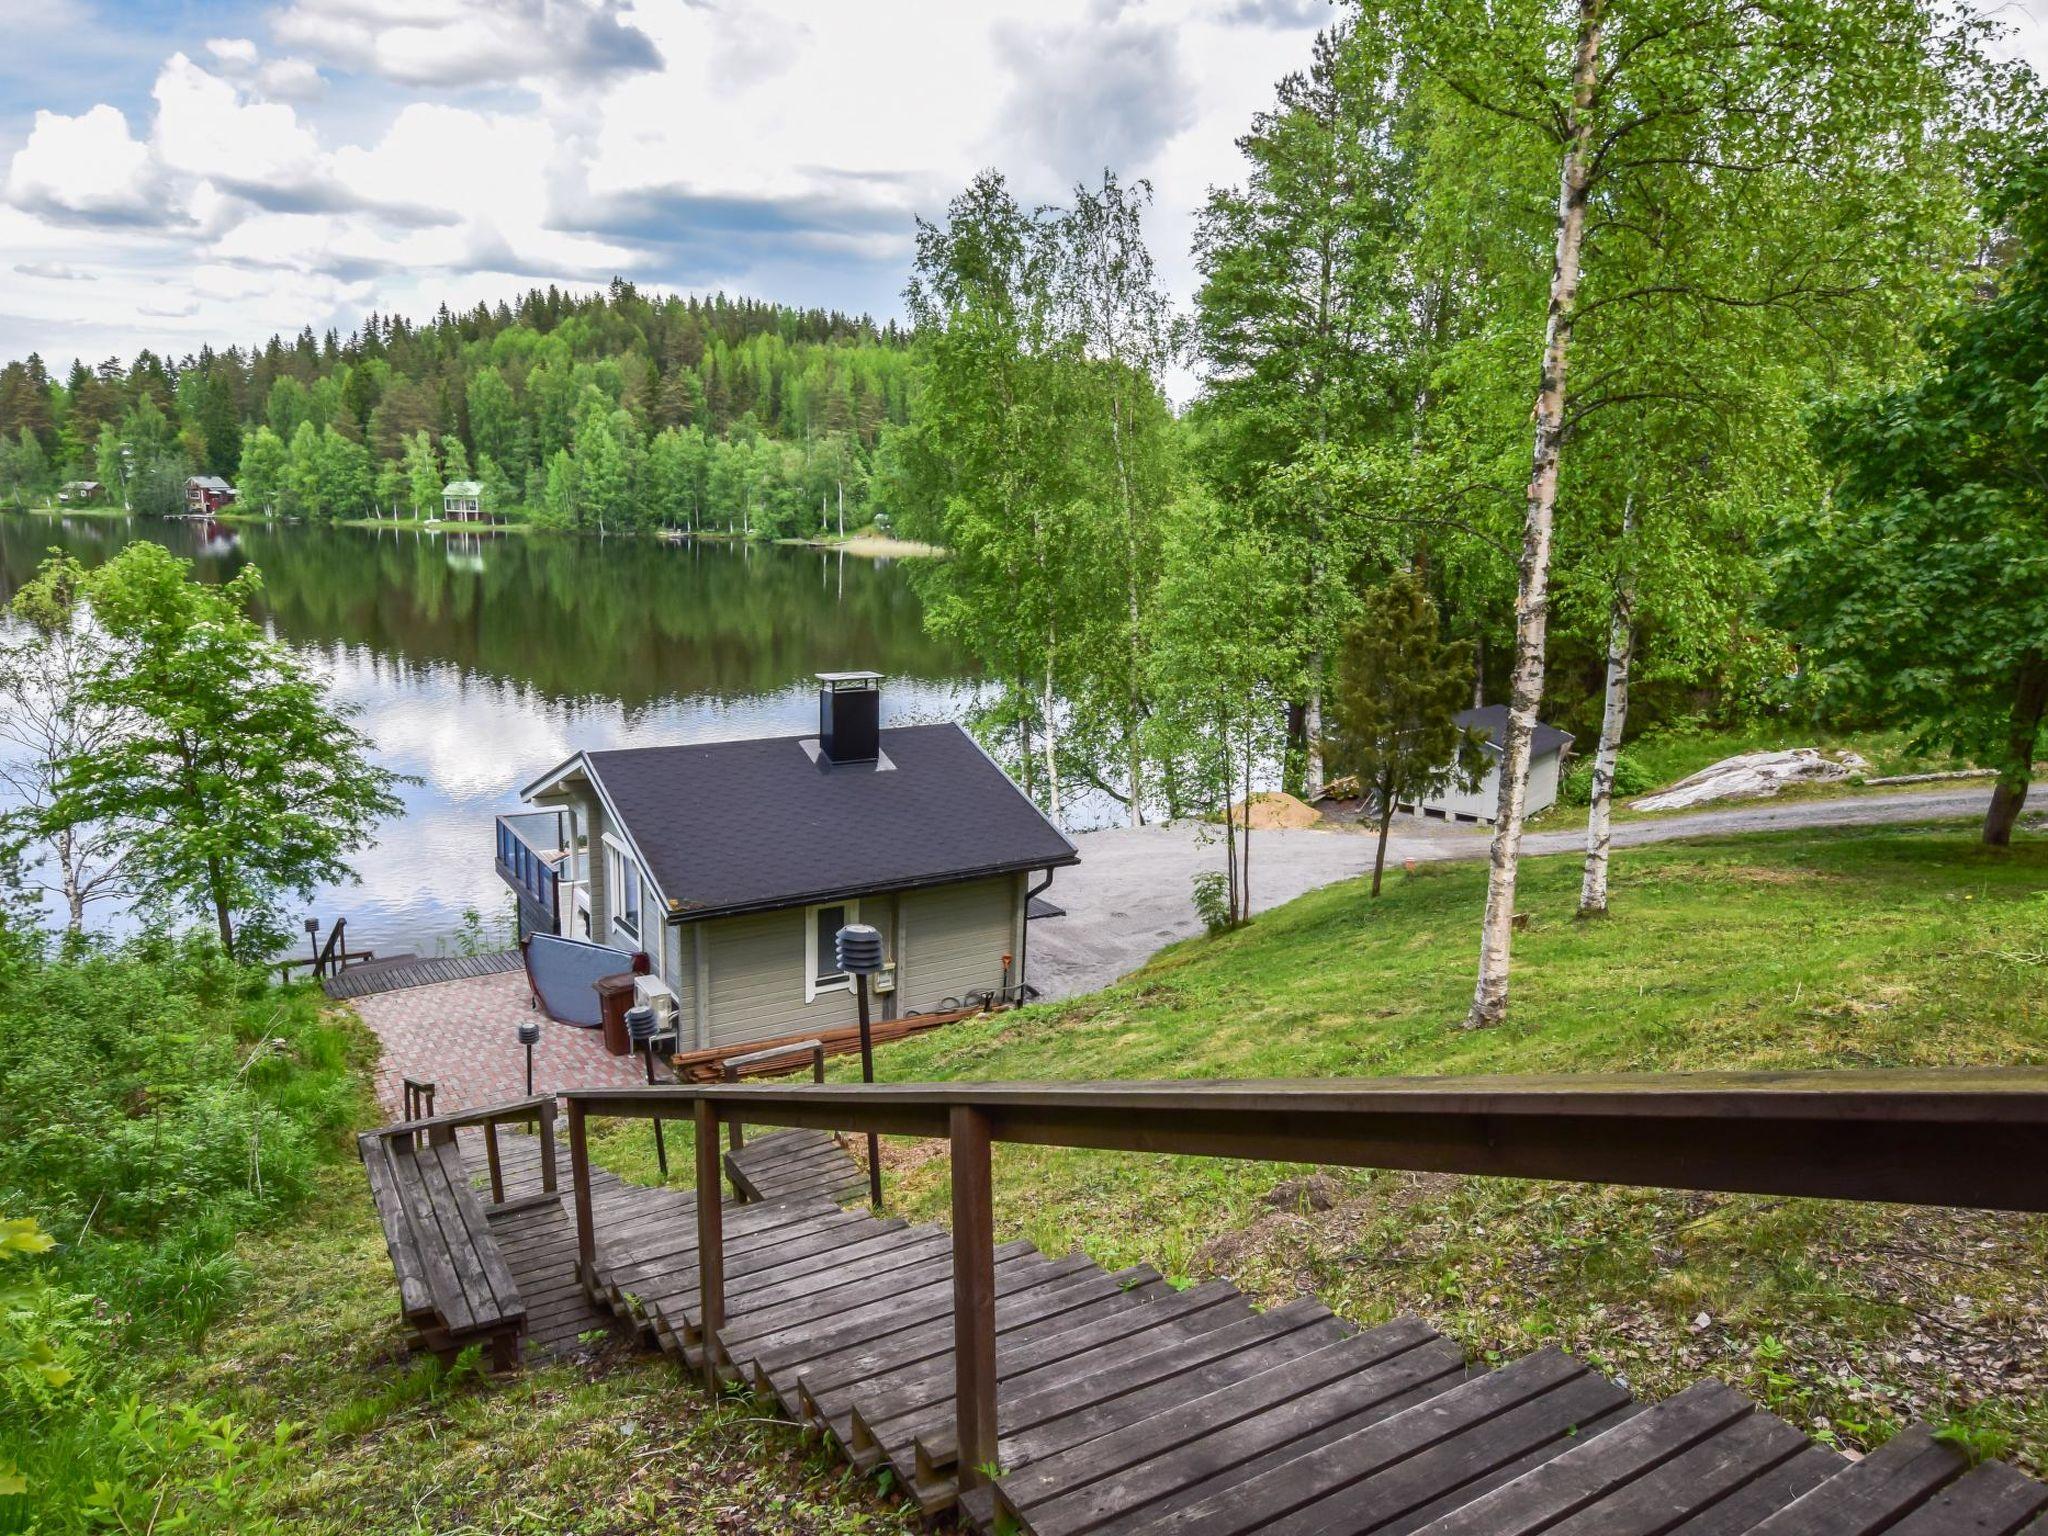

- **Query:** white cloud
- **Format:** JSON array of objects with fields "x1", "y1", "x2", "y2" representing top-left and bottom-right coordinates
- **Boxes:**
[
  {"x1": 204, "y1": 35, "x2": 327, "y2": 100},
  {"x1": 270, "y1": 0, "x2": 661, "y2": 88},
  {"x1": 205, "y1": 36, "x2": 261, "y2": 68},
  {"x1": 0, "y1": 0, "x2": 1342, "y2": 364},
  {"x1": 14, "y1": 261, "x2": 96, "y2": 280},
  {"x1": 152, "y1": 53, "x2": 333, "y2": 207},
  {"x1": 4, "y1": 104, "x2": 165, "y2": 224}
]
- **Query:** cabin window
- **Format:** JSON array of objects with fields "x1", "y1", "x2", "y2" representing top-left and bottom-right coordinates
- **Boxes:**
[
  {"x1": 608, "y1": 841, "x2": 641, "y2": 942},
  {"x1": 804, "y1": 899, "x2": 860, "y2": 1001}
]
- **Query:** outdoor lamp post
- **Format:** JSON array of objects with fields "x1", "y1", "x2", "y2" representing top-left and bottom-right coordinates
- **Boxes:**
[
  {"x1": 516, "y1": 1018, "x2": 541, "y2": 1097},
  {"x1": 625, "y1": 1004, "x2": 668, "y2": 1179},
  {"x1": 834, "y1": 923, "x2": 887, "y2": 1210}
]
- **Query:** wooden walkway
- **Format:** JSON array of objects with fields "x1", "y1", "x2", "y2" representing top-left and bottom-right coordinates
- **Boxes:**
[
  {"x1": 725, "y1": 1128, "x2": 867, "y2": 1205},
  {"x1": 325, "y1": 948, "x2": 522, "y2": 1001},
  {"x1": 365, "y1": 1075, "x2": 2048, "y2": 1534},
  {"x1": 451, "y1": 1129, "x2": 629, "y2": 1360},
  {"x1": 576, "y1": 1186, "x2": 2048, "y2": 1534}
]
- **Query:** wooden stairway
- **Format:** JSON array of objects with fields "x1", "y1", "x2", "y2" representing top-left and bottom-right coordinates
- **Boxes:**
[{"x1": 583, "y1": 1187, "x2": 2048, "y2": 1534}]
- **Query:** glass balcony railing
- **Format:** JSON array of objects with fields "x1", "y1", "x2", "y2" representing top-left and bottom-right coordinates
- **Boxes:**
[{"x1": 495, "y1": 812, "x2": 580, "y2": 922}]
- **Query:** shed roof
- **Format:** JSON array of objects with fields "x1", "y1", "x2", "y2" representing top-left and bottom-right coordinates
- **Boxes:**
[
  {"x1": 1456, "y1": 704, "x2": 1574, "y2": 760},
  {"x1": 528, "y1": 723, "x2": 1077, "y2": 922},
  {"x1": 443, "y1": 480, "x2": 483, "y2": 496},
  {"x1": 187, "y1": 475, "x2": 233, "y2": 493}
]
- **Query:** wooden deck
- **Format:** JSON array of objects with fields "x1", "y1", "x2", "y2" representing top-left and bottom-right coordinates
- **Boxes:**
[{"x1": 325, "y1": 948, "x2": 522, "y2": 1001}]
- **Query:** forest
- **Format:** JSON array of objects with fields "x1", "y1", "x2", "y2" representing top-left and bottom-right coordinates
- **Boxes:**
[{"x1": 0, "y1": 285, "x2": 913, "y2": 536}]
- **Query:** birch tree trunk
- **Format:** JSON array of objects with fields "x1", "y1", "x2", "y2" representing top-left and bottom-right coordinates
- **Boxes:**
[
  {"x1": 1110, "y1": 390, "x2": 1146, "y2": 826},
  {"x1": 1579, "y1": 497, "x2": 1635, "y2": 916},
  {"x1": 1303, "y1": 666, "x2": 1325, "y2": 800},
  {"x1": 1041, "y1": 640, "x2": 1062, "y2": 821},
  {"x1": 1466, "y1": 0, "x2": 1603, "y2": 1030}
]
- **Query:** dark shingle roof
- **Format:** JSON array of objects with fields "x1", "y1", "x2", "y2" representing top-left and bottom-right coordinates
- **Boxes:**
[
  {"x1": 564, "y1": 724, "x2": 1077, "y2": 921},
  {"x1": 1456, "y1": 704, "x2": 1574, "y2": 761}
]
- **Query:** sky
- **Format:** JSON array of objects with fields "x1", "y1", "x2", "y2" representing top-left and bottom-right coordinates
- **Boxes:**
[
  {"x1": 1, "y1": 0, "x2": 2045, "y2": 379},
  {"x1": 0, "y1": 0, "x2": 1336, "y2": 375}
]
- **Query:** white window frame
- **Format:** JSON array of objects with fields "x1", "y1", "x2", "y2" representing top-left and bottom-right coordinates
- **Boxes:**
[
  {"x1": 605, "y1": 835, "x2": 642, "y2": 945},
  {"x1": 803, "y1": 898, "x2": 861, "y2": 1002}
]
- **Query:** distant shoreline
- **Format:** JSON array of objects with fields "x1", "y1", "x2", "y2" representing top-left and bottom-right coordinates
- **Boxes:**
[
  {"x1": 774, "y1": 532, "x2": 944, "y2": 559},
  {"x1": 11, "y1": 505, "x2": 944, "y2": 559}
]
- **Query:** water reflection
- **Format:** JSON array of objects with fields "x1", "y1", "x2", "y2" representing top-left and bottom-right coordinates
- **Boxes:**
[{"x1": 0, "y1": 512, "x2": 976, "y2": 955}]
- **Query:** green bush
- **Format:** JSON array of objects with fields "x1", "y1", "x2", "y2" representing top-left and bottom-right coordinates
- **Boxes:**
[
  {"x1": 0, "y1": 934, "x2": 361, "y2": 1529},
  {"x1": 1560, "y1": 751, "x2": 1661, "y2": 807}
]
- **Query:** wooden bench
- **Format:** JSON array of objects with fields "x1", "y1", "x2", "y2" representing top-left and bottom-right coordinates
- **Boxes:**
[{"x1": 358, "y1": 1095, "x2": 559, "y2": 1370}]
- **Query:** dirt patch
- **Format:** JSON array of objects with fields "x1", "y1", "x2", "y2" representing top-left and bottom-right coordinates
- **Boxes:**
[
  {"x1": 1717, "y1": 864, "x2": 1838, "y2": 885},
  {"x1": 1229, "y1": 791, "x2": 1323, "y2": 831}
]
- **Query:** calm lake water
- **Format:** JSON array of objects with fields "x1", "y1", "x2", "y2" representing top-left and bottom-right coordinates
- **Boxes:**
[{"x1": 0, "y1": 510, "x2": 977, "y2": 958}]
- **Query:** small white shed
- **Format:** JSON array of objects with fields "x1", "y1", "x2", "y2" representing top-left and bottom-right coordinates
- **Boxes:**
[{"x1": 1403, "y1": 704, "x2": 1574, "y2": 825}]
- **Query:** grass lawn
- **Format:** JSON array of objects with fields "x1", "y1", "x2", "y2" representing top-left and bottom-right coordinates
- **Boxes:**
[
  {"x1": 847, "y1": 825, "x2": 2048, "y2": 1471},
  {"x1": 147, "y1": 1155, "x2": 918, "y2": 1534}
]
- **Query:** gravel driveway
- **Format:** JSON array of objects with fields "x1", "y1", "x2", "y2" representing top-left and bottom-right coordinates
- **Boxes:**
[{"x1": 1026, "y1": 782, "x2": 2044, "y2": 1001}]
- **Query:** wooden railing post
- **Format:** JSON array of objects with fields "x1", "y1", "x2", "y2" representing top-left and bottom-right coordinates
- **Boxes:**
[
  {"x1": 693, "y1": 1097, "x2": 725, "y2": 1391},
  {"x1": 569, "y1": 1098, "x2": 596, "y2": 1296},
  {"x1": 950, "y1": 1104, "x2": 997, "y2": 1490},
  {"x1": 722, "y1": 1062, "x2": 744, "y2": 1152},
  {"x1": 538, "y1": 1097, "x2": 558, "y2": 1194},
  {"x1": 483, "y1": 1121, "x2": 505, "y2": 1205}
]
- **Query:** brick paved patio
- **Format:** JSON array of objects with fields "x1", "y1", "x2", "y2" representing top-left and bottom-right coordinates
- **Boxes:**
[{"x1": 349, "y1": 968, "x2": 664, "y2": 1120}]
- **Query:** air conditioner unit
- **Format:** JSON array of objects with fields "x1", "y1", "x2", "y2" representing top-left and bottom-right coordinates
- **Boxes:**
[{"x1": 634, "y1": 974, "x2": 680, "y2": 1038}]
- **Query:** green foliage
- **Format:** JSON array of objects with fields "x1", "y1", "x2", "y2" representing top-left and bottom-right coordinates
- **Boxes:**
[
  {"x1": 0, "y1": 431, "x2": 52, "y2": 509},
  {"x1": 0, "y1": 938, "x2": 355, "y2": 1297},
  {"x1": 2, "y1": 287, "x2": 913, "y2": 538},
  {"x1": 896, "y1": 169, "x2": 1188, "y2": 819},
  {"x1": 1190, "y1": 869, "x2": 1232, "y2": 935},
  {"x1": 320, "y1": 1344, "x2": 484, "y2": 1438},
  {"x1": 49, "y1": 543, "x2": 407, "y2": 959},
  {"x1": 0, "y1": 933, "x2": 356, "y2": 1530},
  {"x1": 1324, "y1": 575, "x2": 1484, "y2": 892},
  {"x1": 1561, "y1": 752, "x2": 1658, "y2": 808},
  {"x1": 1771, "y1": 150, "x2": 2048, "y2": 843},
  {"x1": 125, "y1": 454, "x2": 188, "y2": 520}
]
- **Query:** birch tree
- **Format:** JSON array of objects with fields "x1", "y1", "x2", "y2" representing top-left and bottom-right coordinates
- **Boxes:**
[
  {"x1": 1147, "y1": 490, "x2": 1295, "y2": 925},
  {"x1": 900, "y1": 172, "x2": 1094, "y2": 818},
  {"x1": 1050, "y1": 172, "x2": 1184, "y2": 825},
  {"x1": 0, "y1": 555, "x2": 130, "y2": 932},
  {"x1": 1400, "y1": 0, "x2": 2010, "y2": 1026},
  {"x1": 1577, "y1": 495, "x2": 1633, "y2": 916}
]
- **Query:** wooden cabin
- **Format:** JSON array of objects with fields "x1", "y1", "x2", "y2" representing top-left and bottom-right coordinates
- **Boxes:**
[{"x1": 496, "y1": 673, "x2": 1077, "y2": 1051}]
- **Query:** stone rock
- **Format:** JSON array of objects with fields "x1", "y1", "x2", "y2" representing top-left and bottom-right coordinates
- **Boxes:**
[{"x1": 1632, "y1": 748, "x2": 1861, "y2": 812}]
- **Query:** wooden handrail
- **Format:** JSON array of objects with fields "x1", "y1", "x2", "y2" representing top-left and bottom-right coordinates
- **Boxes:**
[
  {"x1": 561, "y1": 1069, "x2": 2048, "y2": 1489},
  {"x1": 366, "y1": 1094, "x2": 559, "y2": 1206},
  {"x1": 720, "y1": 1039, "x2": 827, "y2": 1150}
]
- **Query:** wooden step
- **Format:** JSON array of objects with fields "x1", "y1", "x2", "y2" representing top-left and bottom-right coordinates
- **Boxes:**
[{"x1": 380, "y1": 1124, "x2": 2048, "y2": 1535}]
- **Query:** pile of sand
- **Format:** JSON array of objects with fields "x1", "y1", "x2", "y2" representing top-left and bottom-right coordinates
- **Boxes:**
[{"x1": 1228, "y1": 791, "x2": 1323, "y2": 831}]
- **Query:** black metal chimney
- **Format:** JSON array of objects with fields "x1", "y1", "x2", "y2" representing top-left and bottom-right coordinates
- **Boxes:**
[{"x1": 817, "y1": 672, "x2": 881, "y2": 764}]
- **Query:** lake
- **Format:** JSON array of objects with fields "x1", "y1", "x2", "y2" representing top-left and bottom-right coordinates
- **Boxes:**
[{"x1": 0, "y1": 510, "x2": 978, "y2": 958}]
